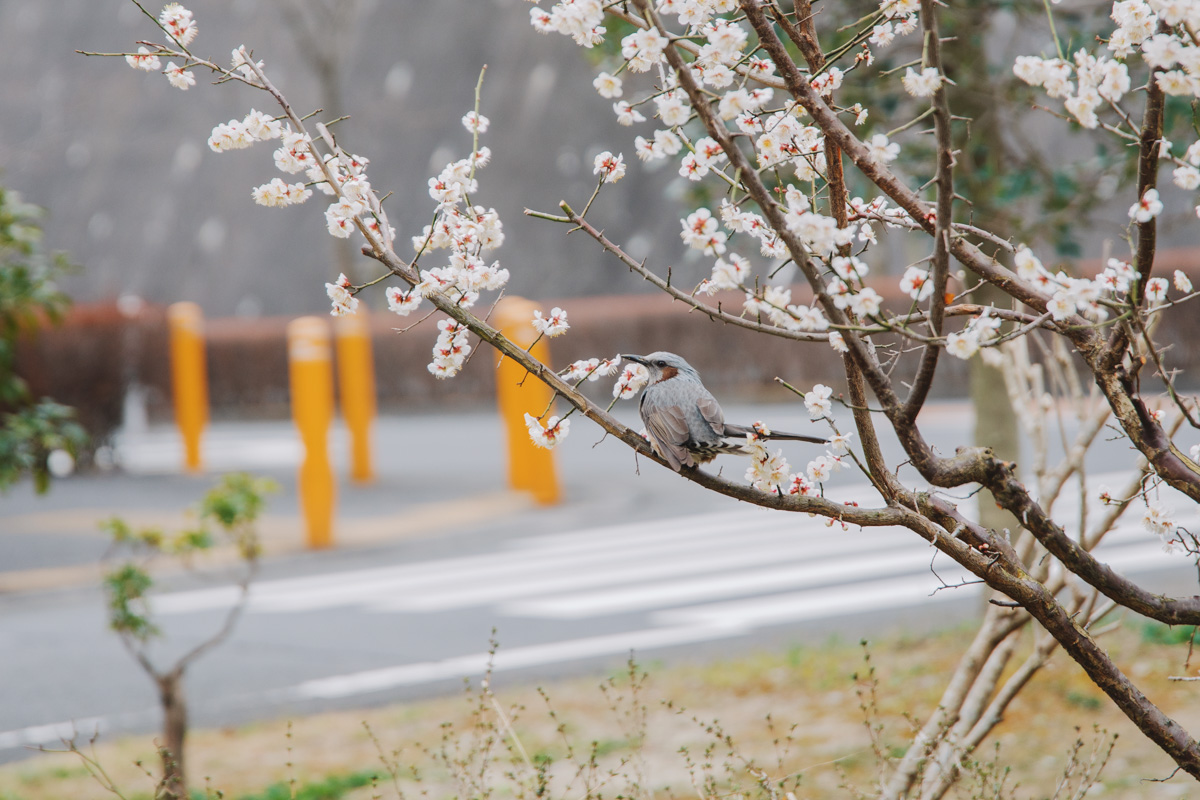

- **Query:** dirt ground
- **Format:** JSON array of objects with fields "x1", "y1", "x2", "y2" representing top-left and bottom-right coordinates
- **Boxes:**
[{"x1": 2, "y1": 620, "x2": 1198, "y2": 800}]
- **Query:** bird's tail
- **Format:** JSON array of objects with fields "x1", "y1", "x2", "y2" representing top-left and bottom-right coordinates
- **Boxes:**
[{"x1": 724, "y1": 422, "x2": 826, "y2": 445}]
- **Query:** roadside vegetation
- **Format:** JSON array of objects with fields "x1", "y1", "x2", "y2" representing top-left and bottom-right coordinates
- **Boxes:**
[{"x1": 2, "y1": 618, "x2": 1196, "y2": 800}]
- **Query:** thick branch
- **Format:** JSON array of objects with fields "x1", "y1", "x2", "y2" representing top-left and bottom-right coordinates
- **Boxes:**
[
  {"x1": 983, "y1": 458, "x2": 1200, "y2": 626},
  {"x1": 1102, "y1": 39, "x2": 1166, "y2": 370},
  {"x1": 902, "y1": 0, "x2": 954, "y2": 422}
]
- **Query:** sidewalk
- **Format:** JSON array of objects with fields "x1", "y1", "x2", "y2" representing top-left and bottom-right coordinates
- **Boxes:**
[
  {"x1": 0, "y1": 412, "x2": 537, "y2": 594},
  {"x1": 0, "y1": 401, "x2": 979, "y2": 596},
  {"x1": 0, "y1": 405, "x2": 724, "y2": 595}
]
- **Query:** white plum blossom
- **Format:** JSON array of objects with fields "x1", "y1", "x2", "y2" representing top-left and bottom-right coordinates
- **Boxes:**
[
  {"x1": 902, "y1": 67, "x2": 943, "y2": 98},
  {"x1": 429, "y1": 319, "x2": 472, "y2": 378},
  {"x1": 620, "y1": 27, "x2": 668, "y2": 71},
  {"x1": 680, "y1": 207, "x2": 728, "y2": 255},
  {"x1": 532, "y1": 307, "x2": 570, "y2": 338},
  {"x1": 827, "y1": 431, "x2": 854, "y2": 455},
  {"x1": 461, "y1": 111, "x2": 490, "y2": 133},
  {"x1": 804, "y1": 384, "x2": 833, "y2": 419},
  {"x1": 614, "y1": 362, "x2": 650, "y2": 399},
  {"x1": 159, "y1": 3, "x2": 198, "y2": 47},
  {"x1": 1174, "y1": 270, "x2": 1193, "y2": 293},
  {"x1": 325, "y1": 197, "x2": 364, "y2": 238},
  {"x1": 1173, "y1": 165, "x2": 1200, "y2": 190},
  {"x1": 1129, "y1": 188, "x2": 1163, "y2": 222},
  {"x1": 1145, "y1": 276, "x2": 1169, "y2": 304},
  {"x1": 1047, "y1": 290, "x2": 1078, "y2": 321},
  {"x1": 946, "y1": 330, "x2": 980, "y2": 360},
  {"x1": 595, "y1": 355, "x2": 624, "y2": 376},
  {"x1": 699, "y1": 253, "x2": 750, "y2": 295},
  {"x1": 848, "y1": 287, "x2": 882, "y2": 318},
  {"x1": 593, "y1": 151, "x2": 626, "y2": 183},
  {"x1": 325, "y1": 273, "x2": 359, "y2": 316},
  {"x1": 562, "y1": 358, "x2": 601, "y2": 382},
  {"x1": 866, "y1": 133, "x2": 900, "y2": 164},
  {"x1": 655, "y1": 90, "x2": 691, "y2": 126},
  {"x1": 806, "y1": 455, "x2": 834, "y2": 483},
  {"x1": 273, "y1": 129, "x2": 315, "y2": 173},
  {"x1": 788, "y1": 474, "x2": 818, "y2": 496},
  {"x1": 593, "y1": 71, "x2": 622, "y2": 98},
  {"x1": 230, "y1": 47, "x2": 264, "y2": 81},
  {"x1": 385, "y1": 286, "x2": 422, "y2": 316},
  {"x1": 163, "y1": 62, "x2": 195, "y2": 90},
  {"x1": 828, "y1": 330, "x2": 849, "y2": 352},
  {"x1": 810, "y1": 68, "x2": 844, "y2": 97},
  {"x1": 207, "y1": 119, "x2": 254, "y2": 152},
  {"x1": 252, "y1": 178, "x2": 312, "y2": 207},
  {"x1": 525, "y1": 414, "x2": 571, "y2": 449},
  {"x1": 1141, "y1": 503, "x2": 1178, "y2": 547},
  {"x1": 126, "y1": 46, "x2": 161, "y2": 72},
  {"x1": 613, "y1": 101, "x2": 645, "y2": 126},
  {"x1": 899, "y1": 266, "x2": 934, "y2": 301},
  {"x1": 870, "y1": 22, "x2": 895, "y2": 48},
  {"x1": 745, "y1": 440, "x2": 792, "y2": 492},
  {"x1": 243, "y1": 109, "x2": 282, "y2": 140},
  {"x1": 533, "y1": 0, "x2": 606, "y2": 46},
  {"x1": 1013, "y1": 246, "x2": 1045, "y2": 281}
]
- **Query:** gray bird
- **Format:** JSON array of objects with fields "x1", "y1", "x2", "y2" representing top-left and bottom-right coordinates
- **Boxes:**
[{"x1": 622, "y1": 352, "x2": 826, "y2": 472}]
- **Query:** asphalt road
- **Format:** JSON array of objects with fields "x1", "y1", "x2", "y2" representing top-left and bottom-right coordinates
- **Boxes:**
[{"x1": 1, "y1": 403, "x2": 1196, "y2": 763}]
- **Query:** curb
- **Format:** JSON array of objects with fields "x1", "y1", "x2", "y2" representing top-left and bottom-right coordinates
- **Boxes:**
[{"x1": 0, "y1": 490, "x2": 534, "y2": 596}]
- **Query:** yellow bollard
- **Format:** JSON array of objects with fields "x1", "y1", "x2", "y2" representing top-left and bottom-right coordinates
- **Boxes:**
[
  {"x1": 492, "y1": 297, "x2": 561, "y2": 505},
  {"x1": 167, "y1": 302, "x2": 208, "y2": 472},
  {"x1": 288, "y1": 317, "x2": 337, "y2": 549},
  {"x1": 334, "y1": 310, "x2": 377, "y2": 483}
]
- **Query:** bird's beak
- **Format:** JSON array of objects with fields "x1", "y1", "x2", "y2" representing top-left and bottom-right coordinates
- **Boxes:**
[{"x1": 620, "y1": 354, "x2": 648, "y2": 365}]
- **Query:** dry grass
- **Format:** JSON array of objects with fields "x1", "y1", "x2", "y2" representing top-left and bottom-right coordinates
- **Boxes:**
[{"x1": 2, "y1": 620, "x2": 1198, "y2": 800}]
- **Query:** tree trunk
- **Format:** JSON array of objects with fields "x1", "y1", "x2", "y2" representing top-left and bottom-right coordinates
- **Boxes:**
[{"x1": 156, "y1": 669, "x2": 188, "y2": 800}]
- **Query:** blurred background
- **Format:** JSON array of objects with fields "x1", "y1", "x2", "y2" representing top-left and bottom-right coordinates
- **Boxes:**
[{"x1": 4, "y1": 0, "x2": 1200, "y2": 454}]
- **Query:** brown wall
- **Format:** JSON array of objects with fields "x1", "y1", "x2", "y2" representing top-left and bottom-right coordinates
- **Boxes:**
[{"x1": 16, "y1": 259, "x2": 1200, "y2": 443}]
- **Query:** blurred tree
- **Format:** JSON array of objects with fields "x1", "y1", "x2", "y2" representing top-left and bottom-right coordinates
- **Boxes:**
[
  {"x1": 0, "y1": 185, "x2": 85, "y2": 493},
  {"x1": 102, "y1": 472, "x2": 277, "y2": 800}
]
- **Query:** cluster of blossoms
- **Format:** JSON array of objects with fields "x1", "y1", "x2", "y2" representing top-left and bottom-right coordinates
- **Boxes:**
[
  {"x1": 391, "y1": 115, "x2": 511, "y2": 377},
  {"x1": 184, "y1": 44, "x2": 392, "y2": 250},
  {"x1": 526, "y1": 0, "x2": 955, "y2": 376},
  {"x1": 1012, "y1": 0, "x2": 1200, "y2": 224},
  {"x1": 125, "y1": 3, "x2": 197, "y2": 89},
  {"x1": 742, "y1": 419, "x2": 849, "y2": 496},
  {"x1": 613, "y1": 362, "x2": 651, "y2": 399},
  {"x1": 1015, "y1": 244, "x2": 1192, "y2": 325},
  {"x1": 944, "y1": 309, "x2": 1002, "y2": 362},
  {"x1": 1141, "y1": 502, "x2": 1190, "y2": 555},
  {"x1": 428, "y1": 319, "x2": 472, "y2": 378},
  {"x1": 325, "y1": 274, "x2": 358, "y2": 316},
  {"x1": 560, "y1": 355, "x2": 623, "y2": 383},
  {"x1": 1013, "y1": 50, "x2": 1131, "y2": 129},
  {"x1": 532, "y1": 307, "x2": 570, "y2": 338},
  {"x1": 405, "y1": 122, "x2": 508, "y2": 305},
  {"x1": 525, "y1": 413, "x2": 571, "y2": 448}
]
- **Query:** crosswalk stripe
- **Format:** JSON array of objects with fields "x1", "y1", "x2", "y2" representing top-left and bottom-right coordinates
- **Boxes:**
[
  {"x1": 154, "y1": 472, "x2": 1194, "y2": 619},
  {"x1": 289, "y1": 622, "x2": 746, "y2": 700},
  {"x1": 367, "y1": 531, "x2": 918, "y2": 613}
]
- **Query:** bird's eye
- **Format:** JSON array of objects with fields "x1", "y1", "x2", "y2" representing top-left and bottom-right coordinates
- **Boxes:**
[{"x1": 655, "y1": 360, "x2": 666, "y2": 368}]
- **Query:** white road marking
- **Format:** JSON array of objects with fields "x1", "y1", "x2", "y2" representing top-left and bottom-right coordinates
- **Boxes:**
[
  {"x1": 289, "y1": 622, "x2": 746, "y2": 700},
  {"x1": 3, "y1": 473, "x2": 1196, "y2": 753}
]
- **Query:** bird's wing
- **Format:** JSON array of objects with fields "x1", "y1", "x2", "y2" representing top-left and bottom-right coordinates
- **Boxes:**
[
  {"x1": 640, "y1": 394, "x2": 694, "y2": 471},
  {"x1": 695, "y1": 392, "x2": 726, "y2": 437}
]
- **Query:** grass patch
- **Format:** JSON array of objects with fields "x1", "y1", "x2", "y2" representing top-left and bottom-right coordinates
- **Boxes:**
[
  {"x1": 226, "y1": 769, "x2": 380, "y2": 800},
  {"x1": 1140, "y1": 620, "x2": 1198, "y2": 646},
  {"x1": 2, "y1": 620, "x2": 1197, "y2": 799}
]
